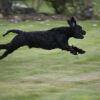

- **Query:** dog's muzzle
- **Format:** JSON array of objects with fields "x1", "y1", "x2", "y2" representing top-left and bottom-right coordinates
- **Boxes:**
[
  {"x1": 80, "y1": 31, "x2": 86, "y2": 39},
  {"x1": 76, "y1": 33, "x2": 85, "y2": 39}
]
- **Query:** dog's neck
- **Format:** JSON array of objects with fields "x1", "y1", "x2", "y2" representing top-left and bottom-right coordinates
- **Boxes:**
[
  {"x1": 64, "y1": 27, "x2": 73, "y2": 39},
  {"x1": 68, "y1": 27, "x2": 74, "y2": 38}
]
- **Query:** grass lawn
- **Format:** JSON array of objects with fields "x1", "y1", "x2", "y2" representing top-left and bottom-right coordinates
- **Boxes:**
[{"x1": 0, "y1": 20, "x2": 100, "y2": 100}]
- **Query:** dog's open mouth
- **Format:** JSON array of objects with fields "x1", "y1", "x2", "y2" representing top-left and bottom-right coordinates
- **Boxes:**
[
  {"x1": 80, "y1": 31, "x2": 86, "y2": 39},
  {"x1": 76, "y1": 34, "x2": 84, "y2": 39},
  {"x1": 79, "y1": 32, "x2": 86, "y2": 39}
]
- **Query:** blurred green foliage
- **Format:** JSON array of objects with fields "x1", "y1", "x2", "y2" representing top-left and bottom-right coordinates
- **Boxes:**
[{"x1": 0, "y1": 0, "x2": 94, "y2": 19}]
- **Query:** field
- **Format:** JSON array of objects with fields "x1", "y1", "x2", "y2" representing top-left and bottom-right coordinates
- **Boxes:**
[{"x1": 0, "y1": 20, "x2": 100, "y2": 100}]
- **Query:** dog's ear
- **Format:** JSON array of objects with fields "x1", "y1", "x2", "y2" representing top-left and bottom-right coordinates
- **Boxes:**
[
  {"x1": 67, "y1": 17, "x2": 76, "y2": 27},
  {"x1": 71, "y1": 17, "x2": 76, "y2": 25}
]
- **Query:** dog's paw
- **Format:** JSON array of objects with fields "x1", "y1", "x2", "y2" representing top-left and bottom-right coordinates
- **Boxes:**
[
  {"x1": 71, "y1": 51, "x2": 78, "y2": 55},
  {"x1": 71, "y1": 46, "x2": 86, "y2": 55},
  {"x1": 78, "y1": 50, "x2": 86, "y2": 54}
]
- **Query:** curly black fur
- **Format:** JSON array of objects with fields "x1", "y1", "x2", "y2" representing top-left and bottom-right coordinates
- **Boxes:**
[{"x1": 0, "y1": 17, "x2": 86, "y2": 60}]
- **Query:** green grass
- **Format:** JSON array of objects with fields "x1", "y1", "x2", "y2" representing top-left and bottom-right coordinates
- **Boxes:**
[{"x1": 0, "y1": 20, "x2": 100, "y2": 100}]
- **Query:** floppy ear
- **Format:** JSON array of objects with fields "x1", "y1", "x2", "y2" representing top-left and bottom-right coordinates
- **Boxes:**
[{"x1": 67, "y1": 17, "x2": 76, "y2": 27}]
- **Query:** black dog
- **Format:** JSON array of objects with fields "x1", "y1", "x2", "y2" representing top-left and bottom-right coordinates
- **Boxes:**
[{"x1": 0, "y1": 17, "x2": 86, "y2": 60}]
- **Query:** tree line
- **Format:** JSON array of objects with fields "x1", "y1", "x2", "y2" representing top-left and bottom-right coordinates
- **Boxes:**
[{"x1": 0, "y1": 0, "x2": 94, "y2": 19}]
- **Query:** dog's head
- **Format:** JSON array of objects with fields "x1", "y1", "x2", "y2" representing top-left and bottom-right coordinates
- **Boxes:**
[{"x1": 68, "y1": 17, "x2": 86, "y2": 39}]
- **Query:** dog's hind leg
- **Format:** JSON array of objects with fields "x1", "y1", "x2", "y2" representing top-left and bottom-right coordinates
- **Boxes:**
[
  {"x1": 0, "y1": 50, "x2": 10, "y2": 60},
  {"x1": 0, "y1": 47, "x2": 19, "y2": 60},
  {"x1": 0, "y1": 44, "x2": 10, "y2": 50},
  {"x1": 0, "y1": 42, "x2": 22, "y2": 60}
]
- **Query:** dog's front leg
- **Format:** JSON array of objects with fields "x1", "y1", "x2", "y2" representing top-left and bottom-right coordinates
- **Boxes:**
[
  {"x1": 72, "y1": 45, "x2": 86, "y2": 54},
  {"x1": 62, "y1": 45, "x2": 78, "y2": 55},
  {"x1": 66, "y1": 45, "x2": 78, "y2": 55},
  {"x1": 55, "y1": 37, "x2": 77, "y2": 55}
]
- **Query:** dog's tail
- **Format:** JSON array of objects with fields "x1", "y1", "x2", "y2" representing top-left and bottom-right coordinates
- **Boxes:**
[{"x1": 3, "y1": 30, "x2": 23, "y2": 37}]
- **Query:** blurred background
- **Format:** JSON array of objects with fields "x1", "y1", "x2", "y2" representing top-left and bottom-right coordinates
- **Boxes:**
[
  {"x1": 0, "y1": 1, "x2": 100, "y2": 100},
  {"x1": 0, "y1": 0, "x2": 99, "y2": 22}
]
